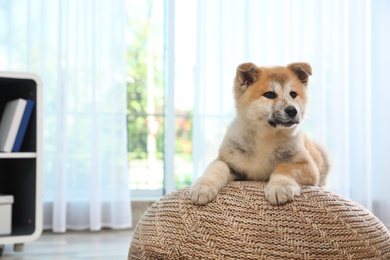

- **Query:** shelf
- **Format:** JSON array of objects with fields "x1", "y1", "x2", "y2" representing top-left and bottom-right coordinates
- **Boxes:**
[
  {"x1": 0, "y1": 72, "x2": 42, "y2": 249},
  {"x1": 0, "y1": 152, "x2": 37, "y2": 159}
]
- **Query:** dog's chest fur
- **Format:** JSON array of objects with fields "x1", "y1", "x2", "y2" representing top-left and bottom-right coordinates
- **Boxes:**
[{"x1": 219, "y1": 118, "x2": 301, "y2": 181}]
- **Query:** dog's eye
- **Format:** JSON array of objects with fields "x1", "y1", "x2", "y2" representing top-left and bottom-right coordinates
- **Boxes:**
[
  {"x1": 290, "y1": 91, "x2": 298, "y2": 99},
  {"x1": 263, "y1": 91, "x2": 277, "y2": 99}
]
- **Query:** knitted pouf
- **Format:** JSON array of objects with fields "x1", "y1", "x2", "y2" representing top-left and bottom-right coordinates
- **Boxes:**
[{"x1": 129, "y1": 181, "x2": 390, "y2": 259}]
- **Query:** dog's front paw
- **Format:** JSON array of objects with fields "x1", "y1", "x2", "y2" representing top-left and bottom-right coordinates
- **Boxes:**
[
  {"x1": 190, "y1": 182, "x2": 219, "y2": 205},
  {"x1": 265, "y1": 175, "x2": 300, "y2": 205}
]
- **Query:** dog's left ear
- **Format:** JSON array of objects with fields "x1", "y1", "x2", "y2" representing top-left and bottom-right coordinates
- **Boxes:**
[{"x1": 288, "y1": 62, "x2": 312, "y2": 85}]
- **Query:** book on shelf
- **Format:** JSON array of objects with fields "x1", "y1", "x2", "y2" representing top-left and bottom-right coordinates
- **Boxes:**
[
  {"x1": 0, "y1": 98, "x2": 34, "y2": 152},
  {"x1": 12, "y1": 99, "x2": 35, "y2": 152}
]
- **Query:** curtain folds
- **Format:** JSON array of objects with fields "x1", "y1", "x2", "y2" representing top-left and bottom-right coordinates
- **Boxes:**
[
  {"x1": 194, "y1": 0, "x2": 390, "y2": 227},
  {"x1": 0, "y1": 0, "x2": 131, "y2": 232}
]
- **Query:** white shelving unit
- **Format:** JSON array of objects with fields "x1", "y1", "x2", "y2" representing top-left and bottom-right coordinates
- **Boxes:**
[{"x1": 0, "y1": 72, "x2": 42, "y2": 255}]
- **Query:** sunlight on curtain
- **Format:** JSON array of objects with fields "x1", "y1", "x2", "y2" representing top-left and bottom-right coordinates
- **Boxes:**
[
  {"x1": 0, "y1": 0, "x2": 131, "y2": 231},
  {"x1": 194, "y1": 0, "x2": 390, "y2": 227}
]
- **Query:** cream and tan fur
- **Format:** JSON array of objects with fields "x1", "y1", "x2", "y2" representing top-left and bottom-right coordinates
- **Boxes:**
[{"x1": 190, "y1": 62, "x2": 330, "y2": 205}]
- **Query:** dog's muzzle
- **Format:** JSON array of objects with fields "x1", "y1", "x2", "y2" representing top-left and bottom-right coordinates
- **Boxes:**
[{"x1": 268, "y1": 107, "x2": 300, "y2": 128}]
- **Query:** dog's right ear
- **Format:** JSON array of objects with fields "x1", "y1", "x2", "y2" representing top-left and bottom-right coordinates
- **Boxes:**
[{"x1": 234, "y1": 62, "x2": 259, "y2": 97}]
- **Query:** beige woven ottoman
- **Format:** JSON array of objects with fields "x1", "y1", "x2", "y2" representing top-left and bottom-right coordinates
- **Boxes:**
[{"x1": 129, "y1": 181, "x2": 390, "y2": 259}]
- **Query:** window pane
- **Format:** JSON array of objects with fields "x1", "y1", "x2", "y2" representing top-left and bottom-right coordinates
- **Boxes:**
[
  {"x1": 126, "y1": 0, "x2": 164, "y2": 191},
  {"x1": 126, "y1": 0, "x2": 197, "y2": 193}
]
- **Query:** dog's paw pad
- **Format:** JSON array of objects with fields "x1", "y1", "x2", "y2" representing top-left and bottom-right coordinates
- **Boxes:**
[
  {"x1": 264, "y1": 180, "x2": 300, "y2": 205},
  {"x1": 190, "y1": 183, "x2": 219, "y2": 205}
]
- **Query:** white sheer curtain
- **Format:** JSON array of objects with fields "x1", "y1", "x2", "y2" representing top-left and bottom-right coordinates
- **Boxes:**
[
  {"x1": 194, "y1": 0, "x2": 390, "y2": 227},
  {"x1": 0, "y1": 0, "x2": 131, "y2": 231}
]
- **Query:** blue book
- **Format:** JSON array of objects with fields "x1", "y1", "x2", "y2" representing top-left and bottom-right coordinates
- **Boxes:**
[{"x1": 12, "y1": 99, "x2": 35, "y2": 152}]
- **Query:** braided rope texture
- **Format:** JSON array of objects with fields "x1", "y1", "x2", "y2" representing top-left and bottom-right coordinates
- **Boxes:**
[{"x1": 129, "y1": 181, "x2": 390, "y2": 259}]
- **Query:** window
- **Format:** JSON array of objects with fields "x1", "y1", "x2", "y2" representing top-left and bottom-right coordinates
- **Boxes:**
[{"x1": 126, "y1": 0, "x2": 196, "y2": 198}]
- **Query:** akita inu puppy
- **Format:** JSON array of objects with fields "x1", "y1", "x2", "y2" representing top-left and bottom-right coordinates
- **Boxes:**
[{"x1": 190, "y1": 62, "x2": 330, "y2": 205}]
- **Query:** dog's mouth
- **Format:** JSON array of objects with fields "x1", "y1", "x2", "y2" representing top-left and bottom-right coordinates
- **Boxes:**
[{"x1": 268, "y1": 119, "x2": 299, "y2": 128}]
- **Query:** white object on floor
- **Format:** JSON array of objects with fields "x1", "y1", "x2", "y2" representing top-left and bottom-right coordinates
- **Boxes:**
[{"x1": 0, "y1": 195, "x2": 14, "y2": 235}]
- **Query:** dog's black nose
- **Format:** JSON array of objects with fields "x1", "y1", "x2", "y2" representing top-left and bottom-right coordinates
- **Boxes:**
[{"x1": 285, "y1": 107, "x2": 297, "y2": 118}]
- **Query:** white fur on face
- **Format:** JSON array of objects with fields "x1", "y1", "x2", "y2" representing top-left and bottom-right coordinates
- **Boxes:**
[
  {"x1": 246, "y1": 99, "x2": 270, "y2": 123},
  {"x1": 272, "y1": 80, "x2": 302, "y2": 120},
  {"x1": 282, "y1": 81, "x2": 303, "y2": 118}
]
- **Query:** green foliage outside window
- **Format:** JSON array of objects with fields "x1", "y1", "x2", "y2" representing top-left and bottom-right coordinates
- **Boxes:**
[
  {"x1": 126, "y1": 0, "x2": 194, "y2": 189},
  {"x1": 126, "y1": 0, "x2": 164, "y2": 160}
]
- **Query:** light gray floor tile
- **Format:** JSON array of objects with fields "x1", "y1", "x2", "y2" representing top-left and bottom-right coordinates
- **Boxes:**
[{"x1": 1, "y1": 229, "x2": 134, "y2": 259}]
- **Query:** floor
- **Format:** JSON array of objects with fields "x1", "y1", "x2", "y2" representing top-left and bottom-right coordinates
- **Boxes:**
[{"x1": 0, "y1": 229, "x2": 134, "y2": 260}]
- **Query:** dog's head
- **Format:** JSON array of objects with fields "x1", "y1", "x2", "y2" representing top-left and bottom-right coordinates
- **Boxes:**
[{"x1": 233, "y1": 62, "x2": 312, "y2": 129}]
